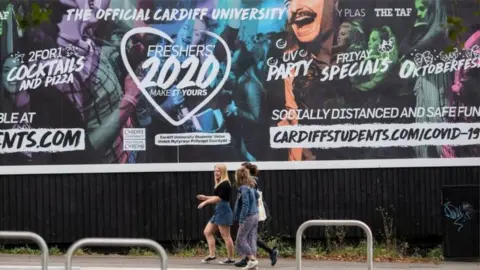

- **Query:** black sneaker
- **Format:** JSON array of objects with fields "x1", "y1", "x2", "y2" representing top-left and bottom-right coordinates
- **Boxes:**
[
  {"x1": 219, "y1": 258, "x2": 235, "y2": 265},
  {"x1": 234, "y1": 257, "x2": 248, "y2": 267},
  {"x1": 270, "y1": 248, "x2": 279, "y2": 266},
  {"x1": 201, "y1": 256, "x2": 216, "y2": 263}
]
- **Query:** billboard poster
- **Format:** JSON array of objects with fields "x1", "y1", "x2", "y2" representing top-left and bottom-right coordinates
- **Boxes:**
[{"x1": 0, "y1": 0, "x2": 479, "y2": 174}]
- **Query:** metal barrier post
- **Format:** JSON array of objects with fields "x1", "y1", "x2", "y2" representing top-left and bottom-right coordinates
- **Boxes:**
[
  {"x1": 0, "y1": 231, "x2": 49, "y2": 270},
  {"x1": 296, "y1": 220, "x2": 373, "y2": 270},
  {"x1": 65, "y1": 238, "x2": 168, "y2": 270}
]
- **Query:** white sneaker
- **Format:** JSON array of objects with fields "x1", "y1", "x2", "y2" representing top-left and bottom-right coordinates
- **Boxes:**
[{"x1": 242, "y1": 259, "x2": 259, "y2": 269}]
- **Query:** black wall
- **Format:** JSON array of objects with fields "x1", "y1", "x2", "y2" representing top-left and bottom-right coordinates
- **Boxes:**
[{"x1": 0, "y1": 166, "x2": 479, "y2": 245}]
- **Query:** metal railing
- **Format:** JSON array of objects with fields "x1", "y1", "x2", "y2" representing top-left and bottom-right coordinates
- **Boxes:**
[
  {"x1": 296, "y1": 220, "x2": 373, "y2": 270},
  {"x1": 0, "y1": 231, "x2": 49, "y2": 270},
  {"x1": 65, "y1": 238, "x2": 168, "y2": 270}
]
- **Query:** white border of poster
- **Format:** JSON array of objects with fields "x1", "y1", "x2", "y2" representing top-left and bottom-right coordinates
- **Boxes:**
[{"x1": 0, "y1": 158, "x2": 478, "y2": 175}]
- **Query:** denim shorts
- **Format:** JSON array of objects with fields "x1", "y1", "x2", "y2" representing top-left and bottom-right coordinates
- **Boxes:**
[{"x1": 209, "y1": 201, "x2": 233, "y2": 226}]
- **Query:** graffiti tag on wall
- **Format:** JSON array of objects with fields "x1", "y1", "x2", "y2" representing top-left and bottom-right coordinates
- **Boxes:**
[{"x1": 443, "y1": 201, "x2": 476, "y2": 232}]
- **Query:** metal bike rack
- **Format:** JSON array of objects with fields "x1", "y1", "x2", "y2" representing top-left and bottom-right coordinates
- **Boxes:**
[
  {"x1": 0, "y1": 231, "x2": 49, "y2": 270},
  {"x1": 296, "y1": 220, "x2": 374, "y2": 270},
  {"x1": 65, "y1": 238, "x2": 168, "y2": 270}
]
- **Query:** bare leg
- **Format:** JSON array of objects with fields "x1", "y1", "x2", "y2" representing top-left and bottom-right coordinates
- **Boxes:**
[
  {"x1": 203, "y1": 222, "x2": 218, "y2": 257},
  {"x1": 218, "y1": 225, "x2": 235, "y2": 259}
]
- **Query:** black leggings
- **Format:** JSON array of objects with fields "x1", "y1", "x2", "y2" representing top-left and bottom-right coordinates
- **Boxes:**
[{"x1": 256, "y1": 222, "x2": 273, "y2": 254}]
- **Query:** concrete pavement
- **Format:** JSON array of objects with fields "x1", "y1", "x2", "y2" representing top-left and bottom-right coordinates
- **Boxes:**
[{"x1": 0, "y1": 255, "x2": 479, "y2": 270}]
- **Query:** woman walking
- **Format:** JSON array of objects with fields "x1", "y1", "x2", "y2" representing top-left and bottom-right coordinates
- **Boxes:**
[
  {"x1": 235, "y1": 162, "x2": 279, "y2": 267},
  {"x1": 233, "y1": 167, "x2": 260, "y2": 269},
  {"x1": 197, "y1": 164, "x2": 235, "y2": 264}
]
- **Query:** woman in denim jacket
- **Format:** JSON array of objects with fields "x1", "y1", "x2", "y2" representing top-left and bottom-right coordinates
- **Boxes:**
[
  {"x1": 235, "y1": 162, "x2": 278, "y2": 267},
  {"x1": 233, "y1": 167, "x2": 260, "y2": 269}
]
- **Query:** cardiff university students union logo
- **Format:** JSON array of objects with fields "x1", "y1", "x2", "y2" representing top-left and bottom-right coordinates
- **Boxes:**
[{"x1": 120, "y1": 27, "x2": 231, "y2": 127}]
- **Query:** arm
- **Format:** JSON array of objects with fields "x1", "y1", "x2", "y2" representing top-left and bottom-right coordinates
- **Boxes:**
[
  {"x1": 214, "y1": 26, "x2": 240, "y2": 62},
  {"x1": 213, "y1": 0, "x2": 241, "y2": 62},
  {"x1": 197, "y1": 194, "x2": 220, "y2": 201},
  {"x1": 88, "y1": 77, "x2": 176, "y2": 150},
  {"x1": 280, "y1": 75, "x2": 303, "y2": 161},
  {"x1": 234, "y1": 81, "x2": 263, "y2": 124},
  {"x1": 87, "y1": 97, "x2": 134, "y2": 151},
  {"x1": 204, "y1": 196, "x2": 221, "y2": 205},
  {"x1": 135, "y1": 0, "x2": 153, "y2": 29},
  {"x1": 88, "y1": 71, "x2": 146, "y2": 150},
  {"x1": 239, "y1": 187, "x2": 250, "y2": 223},
  {"x1": 255, "y1": 190, "x2": 260, "y2": 207},
  {"x1": 198, "y1": 182, "x2": 230, "y2": 208},
  {"x1": 355, "y1": 55, "x2": 397, "y2": 92},
  {"x1": 198, "y1": 195, "x2": 221, "y2": 209},
  {"x1": 355, "y1": 72, "x2": 388, "y2": 92}
]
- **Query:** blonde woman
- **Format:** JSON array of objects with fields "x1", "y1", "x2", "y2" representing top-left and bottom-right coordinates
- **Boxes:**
[
  {"x1": 197, "y1": 164, "x2": 235, "y2": 264},
  {"x1": 233, "y1": 167, "x2": 260, "y2": 269}
]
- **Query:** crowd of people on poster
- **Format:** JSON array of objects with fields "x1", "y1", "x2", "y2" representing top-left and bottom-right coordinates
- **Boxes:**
[{"x1": 0, "y1": 0, "x2": 479, "y2": 170}]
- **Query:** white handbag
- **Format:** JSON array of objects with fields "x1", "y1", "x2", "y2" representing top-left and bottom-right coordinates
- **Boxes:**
[
  {"x1": 253, "y1": 179, "x2": 267, "y2": 221},
  {"x1": 257, "y1": 190, "x2": 267, "y2": 221}
]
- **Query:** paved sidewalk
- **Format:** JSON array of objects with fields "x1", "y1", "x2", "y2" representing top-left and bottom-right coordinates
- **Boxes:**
[{"x1": 0, "y1": 255, "x2": 478, "y2": 270}]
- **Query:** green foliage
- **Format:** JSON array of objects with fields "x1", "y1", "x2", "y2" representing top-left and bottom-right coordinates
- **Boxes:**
[
  {"x1": 15, "y1": 3, "x2": 52, "y2": 31},
  {"x1": 444, "y1": 0, "x2": 480, "y2": 52},
  {"x1": 0, "y1": 241, "x2": 444, "y2": 263},
  {"x1": 445, "y1": 16, "x2": 468, "y2": 52},
  {"x1": 445, "y1": 0, "x2": 480, "y2": 52}
]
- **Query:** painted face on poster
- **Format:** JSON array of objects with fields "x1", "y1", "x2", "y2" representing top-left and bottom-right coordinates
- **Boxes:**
[{"x1": 287, "y1": 0, "x2": 325, "y2": 43}]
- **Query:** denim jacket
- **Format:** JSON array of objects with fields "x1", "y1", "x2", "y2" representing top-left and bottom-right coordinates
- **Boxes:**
[{"x1": 233, "y1": 185, "x2": 259, "y2": 223}]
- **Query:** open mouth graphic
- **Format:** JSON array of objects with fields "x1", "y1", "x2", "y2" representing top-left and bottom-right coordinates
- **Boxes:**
[{"x1": 292, "y1": 9, "x2": 317, "y2": 28}]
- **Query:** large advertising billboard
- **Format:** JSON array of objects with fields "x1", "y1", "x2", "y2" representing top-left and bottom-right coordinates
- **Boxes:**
[{"x1": 0, "y1": 0, "x2": 479, "y2": 174}]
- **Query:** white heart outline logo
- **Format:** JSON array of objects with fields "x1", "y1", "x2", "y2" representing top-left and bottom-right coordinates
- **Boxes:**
[{"x1": 120, "y1": 27, "x2": 232, "y2": 127}]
